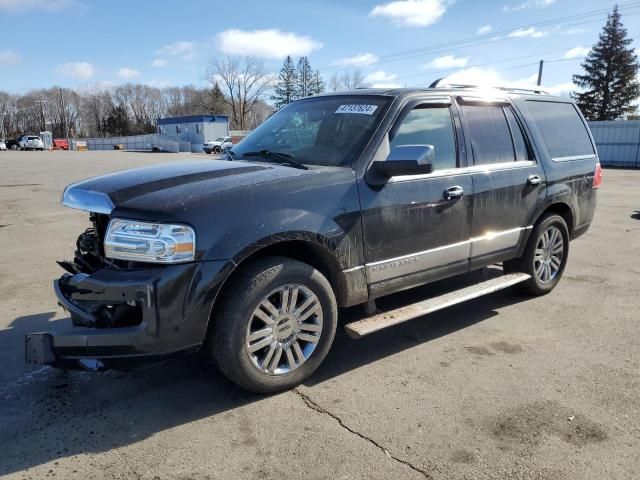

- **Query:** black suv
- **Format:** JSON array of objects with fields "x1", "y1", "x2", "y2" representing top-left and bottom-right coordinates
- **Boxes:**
[{"x1": 26, "y1": 86, "x2": 601, "y2": 393}]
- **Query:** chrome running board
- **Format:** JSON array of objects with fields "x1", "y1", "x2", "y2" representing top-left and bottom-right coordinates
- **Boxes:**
[{"x1": 344, "y1": 273, "x2": 531, "y2": 339}]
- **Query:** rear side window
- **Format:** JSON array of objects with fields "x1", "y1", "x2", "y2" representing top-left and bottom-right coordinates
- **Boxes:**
[
  {"x1": 390, "y1": 106, "x2": 457, "y2": 171},
  {"x1": 461, "y1": 105, "x2": 515, "y2": 165},
  {"x1": 504, "y1": 107, "x2": 531, "y2": 161},
  {"x1": 526, "y1": 101, "x2": 595, "y2": 160}
]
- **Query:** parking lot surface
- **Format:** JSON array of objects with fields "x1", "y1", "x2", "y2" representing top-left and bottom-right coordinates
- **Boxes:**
[{"x1": 1, "y1": 150, "x2": 639, "y2": 480}]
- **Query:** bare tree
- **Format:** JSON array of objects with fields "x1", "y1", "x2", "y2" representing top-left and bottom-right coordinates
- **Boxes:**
[
  {"x1": 328, "y1": 70, "x2": 368, "y2": 92},
  {"x1": 341, "y1": 70, "x2": 367, "y2": 90},
  {"x1": 208, "y1": 56, "x2": 273, "y2": 130}
]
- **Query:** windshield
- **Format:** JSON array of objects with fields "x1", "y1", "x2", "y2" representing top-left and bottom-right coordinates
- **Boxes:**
[
  {"x1": 232, "y1": 95, "x2": 390, "y2": 167},
  {"x1": 215, "y1": 137, "x2": 225, "y2": 142}
]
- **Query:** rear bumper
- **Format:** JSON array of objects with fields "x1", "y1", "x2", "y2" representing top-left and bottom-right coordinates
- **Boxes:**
[{"x1": 25, "y1": 260, "x2": 229, "y2": 369}]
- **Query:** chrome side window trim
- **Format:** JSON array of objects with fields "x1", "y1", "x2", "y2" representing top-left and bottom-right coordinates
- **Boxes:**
[
  {"x1": 551, "y1": 154, "x2": 597, "y2": 163},
  {"x1": 61, "y1": 186, "x2": 114, "y2": 214},
  {"x1": 386, "y1": 160, "x2": 536, "y2": 183}
]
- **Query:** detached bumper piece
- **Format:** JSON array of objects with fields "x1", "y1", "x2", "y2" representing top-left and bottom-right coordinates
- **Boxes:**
[{"x1": 24, "y1": 262, "x2": 226, "y2": 370}]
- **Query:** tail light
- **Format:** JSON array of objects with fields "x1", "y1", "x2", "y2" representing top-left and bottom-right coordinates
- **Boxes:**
[{"x1": 592, "y1": 163, "x2": 603, "y2": 189}]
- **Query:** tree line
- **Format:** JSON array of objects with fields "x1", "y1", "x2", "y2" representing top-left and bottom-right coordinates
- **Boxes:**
[
  {"x1": 0, "y1": 83, "x2": 233, "y2": 139},
  {"x1": 1, "y1": 4, "x2": 637, "y2": 141}
]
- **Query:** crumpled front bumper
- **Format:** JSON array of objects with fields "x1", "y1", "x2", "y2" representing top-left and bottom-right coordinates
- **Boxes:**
[{"x1": 25, "y1": 260, "x2": 228, "y2": 369}]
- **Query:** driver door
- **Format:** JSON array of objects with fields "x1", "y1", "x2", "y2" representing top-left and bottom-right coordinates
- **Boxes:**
[{"x1": 358, "y1": 98, "x2": 473, "y2": 297}]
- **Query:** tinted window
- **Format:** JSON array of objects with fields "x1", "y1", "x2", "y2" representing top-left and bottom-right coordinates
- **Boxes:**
[
  {"x1": 390, "y1": 106, "x2": 456, "y2": 170},
  {"x1": 504, "y1": 107, "x2": 531, "y2": 161},
  {"x1": 526, "y1": 101, "x2": 595, "y2": 159},
  {"x1": 462, "y1": 105, "x2": 514, "y2": 165}
]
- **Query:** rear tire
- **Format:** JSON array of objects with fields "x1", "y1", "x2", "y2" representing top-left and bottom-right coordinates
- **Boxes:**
[
  {"x1": 505, "y1": 213, "x2": 569, "y2": 295},
  {"x1": 213, "y1": 146, "x2": 222, "y2": 154},
  {"x1": 210, "y1": 256, "x2": 337, "y2": 393}
]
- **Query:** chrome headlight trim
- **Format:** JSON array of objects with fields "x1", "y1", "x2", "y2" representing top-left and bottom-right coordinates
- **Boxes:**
[{"x1": 104, "y1": 218, "x2": 196, "y2": 264}]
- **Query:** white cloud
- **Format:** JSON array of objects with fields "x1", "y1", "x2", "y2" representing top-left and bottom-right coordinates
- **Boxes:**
[
  {"x1": 117, "y1": 67, "x2": 141, "y2": 79},
  {"x1": 364, "y1": 70, "x2": 401, "y2": 87},
  {"x1": 563, "y1": 46, "x2": 590, "y2": 59},
  {"x1": 508, "y1": 27, "x2": 547, "y2": 38},
  {"x1": 442, "y1": 67, "x2": 503, "y2": 87},
  {"x1": 157, "y1": 41, "x2": 195, "y2": 61},
  {"x1": 0, "y1": 49, "x2": 20, "y2": 64},
  {"x1": 55, "y1": 62, "x2": 95, "y2": 80},
  {"x1": 546, "y1": 82, "x2": 576, "y2": 96},
  {"x1": 440, "y1": 66, "x2": 576, "y2": 96},
  {"x1": 216, "y1": 29, "x2": 322, "y2": 59},
  {"x1": 424, "y1": 55, "x2": 469, "y2": 70},
  {"x1": 151, "y1": 58, "x2": 168, "y2": 67},
  {"x1": 477, "y1": 24, "x2": 492, "y2": 35},
  {"x1": 369, "y1": 0, "x2": 447, "y2": 27},
  {"x1": 0, "y1": 0, "x2": 79, "y2": 12},
  {"x1": 148, "y1": 79, "x2": 171, "y2": 88},
  {"x1": 332, "y1": 52, "x2": 379, "y2": 67},
  {"x1": 504, "y1": 0, "x2": 555, "y2": 12}
]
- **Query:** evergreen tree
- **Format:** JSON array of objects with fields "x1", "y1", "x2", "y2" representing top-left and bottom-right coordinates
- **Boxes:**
[
  {"x1": 296, "y1": 56, "x2": 314, "y2": 98},
  {"x1": 271, "y1": 56, "x2": 298, "y2": 109},
  {"x1": 206, "y1": 82, "x2": 227, "y2": 114},
  {"x1": 572, "y1": 5, "x2": 639, "y2": 120},
  {"x1": 311, "y1": 70, "x2": 326, "y2": 95}
]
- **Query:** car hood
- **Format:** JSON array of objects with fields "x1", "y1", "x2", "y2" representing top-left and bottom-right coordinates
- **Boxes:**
[{"x1": 62, "y1": 159, "x2": 312, "y2": 216}]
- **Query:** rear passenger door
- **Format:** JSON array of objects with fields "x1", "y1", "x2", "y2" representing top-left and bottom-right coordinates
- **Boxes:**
[{"x1": 456, "y1": 97, "x2": 546, "y2": 265}]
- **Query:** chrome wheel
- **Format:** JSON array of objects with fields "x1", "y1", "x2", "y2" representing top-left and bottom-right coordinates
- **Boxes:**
[
  {"x1": 245, "y1": 284, "x2": 323, "y2": 375},
  {"x1": 534, "y1": 226, "x2": 564, "y2": 283}
]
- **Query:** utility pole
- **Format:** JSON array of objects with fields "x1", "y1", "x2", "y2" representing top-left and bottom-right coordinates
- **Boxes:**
[{"x1": 537, "y1": 60, "x2": 544, "y2": 86}]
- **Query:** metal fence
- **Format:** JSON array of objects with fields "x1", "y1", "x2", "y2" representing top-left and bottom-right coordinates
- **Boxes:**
[
  {"x1": 78, "y1": 134, "x2": 187, "y2": 153},
  {"x1": 588, "y1": 120, "x2": 640, "y2": 168}
]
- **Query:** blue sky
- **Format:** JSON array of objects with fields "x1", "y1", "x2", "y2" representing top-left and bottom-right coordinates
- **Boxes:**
[{"x1": 0, "y1": 0, "x2": 637, "y2": 95}]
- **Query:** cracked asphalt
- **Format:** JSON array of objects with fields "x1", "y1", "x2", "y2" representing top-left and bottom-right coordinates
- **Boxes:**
[{"x1": 1, "y1": 151, "x2": 639, "y2": 480}]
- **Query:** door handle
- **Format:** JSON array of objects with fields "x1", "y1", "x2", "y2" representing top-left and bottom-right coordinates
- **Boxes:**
[
  {"x1": 444, "y1": 185, "x2": 464, "y2": 200},
  {"x1": 527, "y1": 174, "x2": 542, "y2": 186}
]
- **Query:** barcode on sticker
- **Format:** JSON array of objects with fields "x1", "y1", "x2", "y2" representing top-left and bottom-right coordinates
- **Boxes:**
[{"x1": 335, "y1": 104, "x2": 378, "y2": 115}]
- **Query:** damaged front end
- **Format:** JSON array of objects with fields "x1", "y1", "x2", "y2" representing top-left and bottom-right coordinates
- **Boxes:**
[{"x1": 26, "y1": 208, "x2": 226, "y2": 371}]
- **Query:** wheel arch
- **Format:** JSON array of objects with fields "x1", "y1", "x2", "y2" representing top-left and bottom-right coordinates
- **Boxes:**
[
  {"x1": 205, "y1": 234, "x2": 363, "y2": 334},
  {"x1": 517, "y1": 201, "x2": 575, "y2": 258}
]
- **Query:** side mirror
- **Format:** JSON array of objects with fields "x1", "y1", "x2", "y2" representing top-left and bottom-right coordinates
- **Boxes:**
[{"x1": 372, "y1": 145, "x2": 434, "y2": 177}]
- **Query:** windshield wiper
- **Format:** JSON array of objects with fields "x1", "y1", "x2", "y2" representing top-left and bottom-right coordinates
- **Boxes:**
[
  {"x1": 225, "y1": 148, "x2": 236, "y2": 161},
  {"x1": 241, "y1": 150, "x2": 308, "y2": 170}
]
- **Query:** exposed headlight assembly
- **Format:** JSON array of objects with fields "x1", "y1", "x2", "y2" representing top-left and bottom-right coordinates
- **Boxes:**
[{"x1": 104, "y1": 219, "x2": 196, "y2": 264}]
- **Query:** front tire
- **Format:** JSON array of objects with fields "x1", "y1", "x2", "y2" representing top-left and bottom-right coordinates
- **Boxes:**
[
  {"x1": 213, "y1": 146, "x2": 222, "y2": 154},
  {"x1": 505, "y1": 213, "x2": 569, "y2": 295},
  {"x1": 210, "y1": 257, "x2": 337, "y2": 393}
]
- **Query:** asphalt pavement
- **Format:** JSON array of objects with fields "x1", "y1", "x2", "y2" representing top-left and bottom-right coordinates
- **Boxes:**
[{"x1": 0, "y1": 150, "x2": 638, "y2": 479}]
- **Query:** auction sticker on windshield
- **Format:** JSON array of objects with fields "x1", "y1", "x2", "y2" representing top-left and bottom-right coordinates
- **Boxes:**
[{"x1": 335, "y1": 104, "x2": 378, "y2": 115}]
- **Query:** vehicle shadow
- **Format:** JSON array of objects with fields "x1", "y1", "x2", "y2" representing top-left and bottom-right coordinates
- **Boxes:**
[
  {"x1": 631, "y1": 210, "x2": 640, "y2": 220},
  {"x1": 0, "y1": 269, "x2": 528, "y2": 475}
]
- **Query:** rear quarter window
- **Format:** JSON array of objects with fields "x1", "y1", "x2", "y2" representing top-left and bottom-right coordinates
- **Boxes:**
[{"x1": 525, "y1": 101, "x2": 595, "y2": 160}]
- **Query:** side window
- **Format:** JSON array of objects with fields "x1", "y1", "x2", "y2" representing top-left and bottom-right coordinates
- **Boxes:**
[
  {"x1": 526, "y1": 101, "x2": 595, "y2": 160},
  {"x1": 504, "y1": 107, "x2": 531, "y2": 161},
  {"x1": 390, "y1": 106, "x2": 456, "y2": 171},
  {"x1": 461, "y1": 105, "x2": 514, "y2": 165}
]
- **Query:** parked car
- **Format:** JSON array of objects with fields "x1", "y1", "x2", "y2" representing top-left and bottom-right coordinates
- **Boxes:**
[
  {"x1": 0, "y1": 140, "x2": 6, "y2": 151},
  {"x1": 26, "y1": 85, "x2": 601, "y2": 393},
  {"x1": 203, "y1": 136, "x2": 232, "y2": 154},
  {"x1": 5, "y1": 137, "x2": 23, "y2": 150},
  {"x1": 19, "y1": 135, "x2": 45, "y2": 151},
  {"x1": 53, "y1": 138, "x2": 69, "y2": 150}
]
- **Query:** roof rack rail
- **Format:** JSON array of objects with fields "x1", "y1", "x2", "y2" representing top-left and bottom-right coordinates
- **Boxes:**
[{"x1": 428, "y1": 78, "x2": 548, "y2": 95}]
